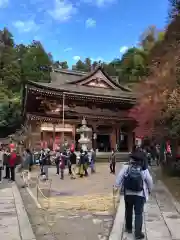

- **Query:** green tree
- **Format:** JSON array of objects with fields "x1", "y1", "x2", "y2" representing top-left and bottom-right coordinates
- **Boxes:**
[
  {"x1": 91, "y1": 61, "x2": 98, "y2": 70},
  {"x1": 53, "y1": 61, "x2": 68, "y2": 69},
  {"x1": 103, "y1": 62, "x2": 117, "y2": 76},
  {"x1": 118, "y1": 47, "x2": 148, "y2": 83},
  {"x1": 73, "y1": 59, "x2": 87, "y2": 71},
  {"x1": 169, "y1": 0, "x2": 180, "y2": 19},
  {"x1": 84, "y1": 57, "x2": 92, "y2": 71},
  {"x1": 140, "y1": 25, "x2": 165, "y2": 52},
  {"x1": 21, "y1": 40, "x2": 52, "y2": 83}
]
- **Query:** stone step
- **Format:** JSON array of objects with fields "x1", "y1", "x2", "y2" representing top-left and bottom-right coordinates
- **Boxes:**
[
  {"x1": 109, "y1": 180, "x2": 180, "y2": 240},
  {"x1": 96, "y1": 152, "x2": 129, "y2": 162}
]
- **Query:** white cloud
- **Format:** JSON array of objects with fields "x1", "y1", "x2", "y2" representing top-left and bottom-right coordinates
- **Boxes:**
[
  {"x1": 34, "y1": 35, "x2": 41, "y2": 41},
  {"x1": 85, "y1": 18, "x2": 96, "y2": 28},
  {"x1": 82, "y1": 0, "x2": 115, "y2": 7},
  {"x1": 90, "y1": 57, "x2": 103, "y2": 62},
  {"x1": 13, "y1": 20, "x2": 39, "y2": 33},
  {"x1": 64, "y1": 47, "x2": 72, "y2": 52},
  {"x1": 73, "y1": 56, "x2": 80, "y2": 61},
  {"x1": 119, "y1": 46, "x2": 128, "y2": 54},
  {"x1": 49, "y1": 0, "x2": 77, "y2": 21},
  {"x1": 0, "y1": 0, "x2": 8, "y2": 8}
]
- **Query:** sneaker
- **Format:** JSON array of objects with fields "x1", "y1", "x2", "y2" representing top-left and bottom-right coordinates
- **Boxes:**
[{"x1": 135, "y1": 232, "x2": 145, "y2": 239}]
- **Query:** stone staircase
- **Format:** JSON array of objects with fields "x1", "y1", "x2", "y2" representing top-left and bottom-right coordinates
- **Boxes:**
[{"x1": 95, "y1": 152, "x2": 129, "y2": 162}]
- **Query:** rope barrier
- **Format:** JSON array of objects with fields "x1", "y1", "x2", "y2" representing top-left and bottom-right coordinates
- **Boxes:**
[
  {"x1": 112, "y1": 185, "x2": 120, "y2": 213},
  {"x1": 36, "y1": 175, "x2": 52, "y2": 209}
]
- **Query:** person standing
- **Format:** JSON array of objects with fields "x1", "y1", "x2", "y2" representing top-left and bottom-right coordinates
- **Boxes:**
[
  {"x1": 22, "y1": 149, "x2": 32, "y2": 187},
  {"x1": 60, "y1": 151, "x2": 66, "y2": 180},
  {"x1": 90, "y1": 148, "x2": 96, "y2": 174},
  {"x1": 3, "y1": 148, "x2": 10, "y2": 179},
  {"x1": 69, "y1": 149, "x2": 77, "y2": 179},
  {"x1": 42, "y1": 149, "x2": 51, "y2": 180},
  {"x1": 0, "y1": 146, "x2": 4, "y2": 183},
  {"x1": 115, "y1": 151, "x2": 153, "y2": 239},
  {"x1": 109, "y1": 149, "x2": 116, "y2": 174},
  {"x1": 39, "y1": 149, "x2": 45, "y2": 175},
  {"x1": 67, "y1": 151, "x2": 72, "y2": 175},
  {"x1": 9, "y1": 149, "x2": 17, "y2": 181},
  {"x1": 79, "y1": 149, "x2": 85, "y2": 178},
  {"x1": 54, "y1": 149, "x2": 61, "y2": 175},
  {"x1": 83, "y1": 151, "x2": 89, "y2": 177}
]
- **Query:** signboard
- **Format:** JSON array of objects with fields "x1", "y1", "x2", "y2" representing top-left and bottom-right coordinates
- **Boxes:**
[{"x1": 40, "y1": 123, "x2": 73, "y2": 132}]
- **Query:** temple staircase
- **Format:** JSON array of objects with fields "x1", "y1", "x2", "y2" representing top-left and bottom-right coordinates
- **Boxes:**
[{"x1": 95, "y1": 152, "x2": 129, "y2": 162}]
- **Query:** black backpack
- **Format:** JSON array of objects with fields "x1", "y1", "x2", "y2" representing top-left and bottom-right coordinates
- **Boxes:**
[{"x1": 124, "y1": 165, "x2": 143, "y2": 192}]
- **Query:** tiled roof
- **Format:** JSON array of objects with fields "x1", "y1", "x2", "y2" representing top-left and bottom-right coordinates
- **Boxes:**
[
  {"x1": 51, "y1": 66, "x2": 131, "y2": 91},
  {"x1": 27, "y1": 66, "x2": 136, "y2": 102},
  {"x1": 28, "y1": 81, "x2": 136, "y2": 101},
  {"x1": 66, "y1": 66, "x2": 130, "y2": 91}
]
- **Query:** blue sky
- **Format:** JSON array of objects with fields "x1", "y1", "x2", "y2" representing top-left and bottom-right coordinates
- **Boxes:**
[{"x1": 0, "y1": 0, "x2": 169, "y2": 66}]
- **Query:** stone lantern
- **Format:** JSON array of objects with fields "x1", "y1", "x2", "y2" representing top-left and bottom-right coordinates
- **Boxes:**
[{"x1": 76, "y1": 118, "x2": 92, "y2": 151}]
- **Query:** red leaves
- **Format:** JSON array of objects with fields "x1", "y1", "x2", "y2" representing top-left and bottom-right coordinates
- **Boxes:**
[{"x1": 129, "y1": 78, "x2": 168, "y2": 137}]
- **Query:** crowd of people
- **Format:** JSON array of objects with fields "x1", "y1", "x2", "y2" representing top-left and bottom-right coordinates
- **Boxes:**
[
  {"x1": 0, "y1": 145, "x2": 97, "y2": 185},
  {"x1": 0, "y1": 140, "x2": 163, "y2": 239},
  {"x1": 38, "y1": 147, "x2": 96, "y2": 181},
  {"x1": 0, "y1": 146, "x2": 21, "y2": 182}
]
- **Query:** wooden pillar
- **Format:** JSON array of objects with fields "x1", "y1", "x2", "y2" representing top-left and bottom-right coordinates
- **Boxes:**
[
  {"x1": 28, "y1": 122, "x2": 32, "y2": 149},
  {"x1": 73, "y1": 125, "x2": 76, "y2": 144},
  {"x1": 128, "y1": 131, "x2": 133, "y2": 152},
  {"x1": 110, "y1": 126, "x2": 116, "y2": 150},
  {"x1": 115, "y1": 125, "x2": 120, "y2": 151},
  {"x1": 53, "y1": 124, "x2": 55, "y2": 150},
  {"x1": 92, "y1": 124, "x2": 97, "y2": 151}
]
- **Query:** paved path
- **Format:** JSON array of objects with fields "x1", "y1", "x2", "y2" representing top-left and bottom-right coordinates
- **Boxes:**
[
  {"x1": 0, "y1": 180, "x2": 35, "y2": 240},
  {"x1": 110, "y1": 170, "x2": 180, "y2": 240},
  {"x1": 16, "y1": 163, "x2": 122, "y2": 240}
]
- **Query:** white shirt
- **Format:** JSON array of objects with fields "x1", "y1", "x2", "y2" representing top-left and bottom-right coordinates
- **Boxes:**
[
  {"x1": 115, "y1": 164, "x2": 153, "y2": 202},
  {"x1": 0, "y1": 150, "x2": 4, "y2": 167}
]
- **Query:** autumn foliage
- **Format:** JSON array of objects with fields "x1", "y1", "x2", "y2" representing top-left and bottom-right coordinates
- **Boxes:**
[{"x1": 129, "y1": 15, "x2": 180, "y2": 139}]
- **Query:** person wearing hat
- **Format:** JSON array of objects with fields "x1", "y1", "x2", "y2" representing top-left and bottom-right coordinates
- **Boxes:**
[{"x1": 114, "y1": 147, "x2": 153, "y2": 239}]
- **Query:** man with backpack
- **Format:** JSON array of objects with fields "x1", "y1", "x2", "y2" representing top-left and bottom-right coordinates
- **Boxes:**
[{"x1": 115, "y1": 150, "x2": 153, "y2": 239}]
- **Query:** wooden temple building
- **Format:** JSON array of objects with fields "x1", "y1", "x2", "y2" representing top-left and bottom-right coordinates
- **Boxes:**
[{"x1": 22, "y1": 66, "x2": 136, "y2": 152}]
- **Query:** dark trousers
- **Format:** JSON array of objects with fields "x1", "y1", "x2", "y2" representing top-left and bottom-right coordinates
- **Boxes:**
[
  {"x1": 110, "y1": 162, "x2": 116, "y2": 174},
  {"x1": 5, "y1": 166, "x2": 10, "y2": 178},
  {"x1": 68, "y1": 164, "x2": 72, "y2": 175},
  {"x1": 124, "y1": 195, "x2": 145, "y2": 236},
  {"x1": 10, "y1": 167, "x2": 15, "y2": 181},
  {"x1": 40, "y1": 164, "x2": 43, "y2": 175},
  {"x1": 0, "y1": 167, "x2": 2, "y2": 181},
  {"x1": 60, "y1": 169, "x2": 64, "y2": 179},
  {"x1": 56, "y1": 163, "x2": 59, "y2": 174},
  {"x1": 83, "y1": 164, "x2": 88, "y2": 176}
]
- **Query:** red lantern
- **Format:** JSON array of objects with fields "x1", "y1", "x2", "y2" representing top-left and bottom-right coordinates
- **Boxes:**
[
  {"x1": 9, "y1": 143, "x2": 15, "y2": 149},
  {"x1": 70, "y1": 143, "x2": 75, "y2": 152}
]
